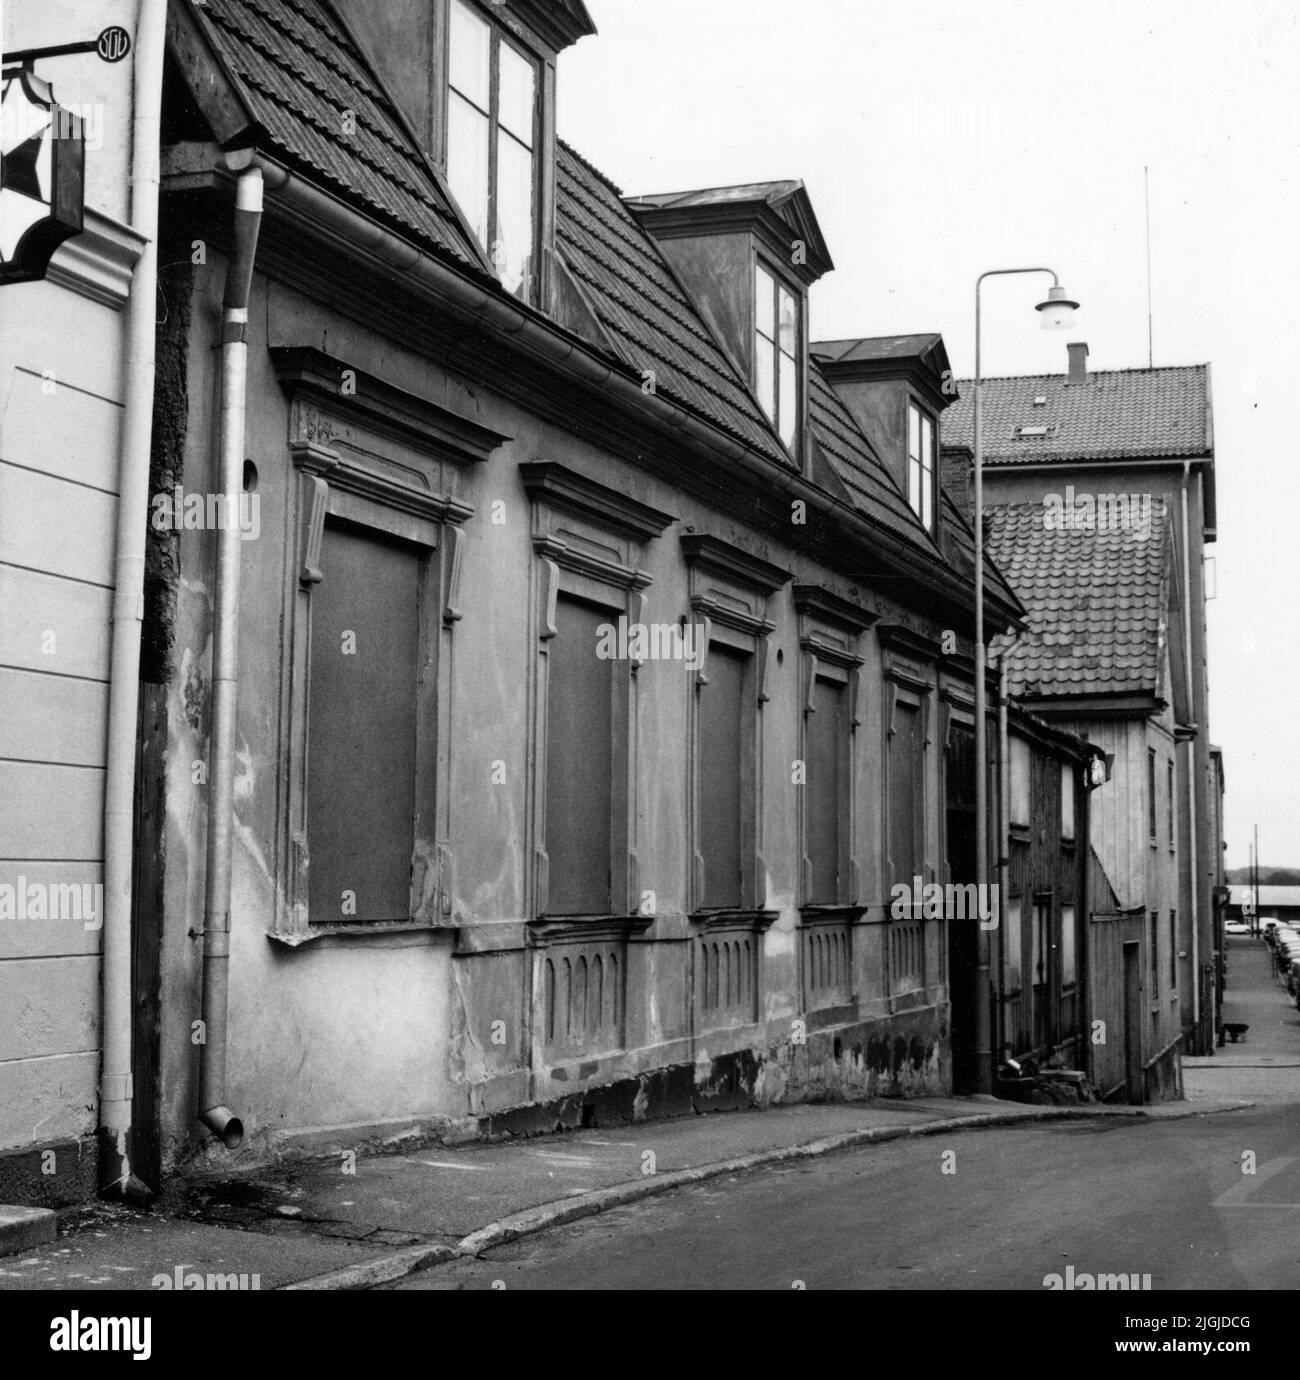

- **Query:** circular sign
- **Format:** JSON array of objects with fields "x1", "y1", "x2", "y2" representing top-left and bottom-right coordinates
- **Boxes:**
[{"x1": 96, "y1": 26, "x2": 132, "y2": 63}]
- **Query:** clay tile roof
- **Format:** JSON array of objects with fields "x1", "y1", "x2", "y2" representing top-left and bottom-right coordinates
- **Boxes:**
[
  {"x1": 985, "y1": 497, "x2": 1172, "y2": 698},
  {"x1": 188, "y1": 0, "x2": 483, "y2": 267},
  {"x1": 556, "y1": 141, "x2": 794, "y2": 465},
  {"x1": 943, "y1": 365, "x2": 1211, "y2": 464}
]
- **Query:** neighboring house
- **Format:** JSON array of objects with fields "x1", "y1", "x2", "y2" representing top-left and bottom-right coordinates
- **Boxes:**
[
  {"x1": 998, "y1": 709, "x2": 1093, "y2": 1082},
  {"x1": 945, "y1": 355, "x2": 1222, "y2": 1058},
  {"x1": 983, "y1": 498, "x2": 1187, "y2": 1101},
  {"x1": 0, "y1": 0, "x2": 147, "y2": 1206}
]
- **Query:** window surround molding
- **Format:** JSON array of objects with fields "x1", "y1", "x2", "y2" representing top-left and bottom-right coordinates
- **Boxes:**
[
  {"x1": 879, "y1": 624, "x2": 938, "y2": 908},
  {"x1": 268, "y1": 348, "x2": 505, "y2": 944},
  {"x1": 521, "y1": 462, "x2": 674, "y2": 928},
  {"x1": 681, "y1": 534, "x2": 790, "y2": 917},
  {"x1": 793, "y1": 584, "x2": 874, "y2": 910}
]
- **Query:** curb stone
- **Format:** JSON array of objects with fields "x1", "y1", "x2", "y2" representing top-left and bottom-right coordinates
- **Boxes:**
[
  {"x1": 281, "y1": 1100, "x2": 1254, "y2": 1290},
  {"x1": 0, "y1": 1204, "x2": 57, "y2": 1259}
]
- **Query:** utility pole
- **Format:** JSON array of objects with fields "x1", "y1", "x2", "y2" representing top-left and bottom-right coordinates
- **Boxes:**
[{"x1": 1253, "y1": 823, "x2": 1260, "y2": 937}]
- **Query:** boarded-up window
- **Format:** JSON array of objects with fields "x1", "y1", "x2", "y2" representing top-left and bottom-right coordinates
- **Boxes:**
[
  {"x1": 806, "y1": 674, "x2": 847, "y2": 902},
  {"x1": 545, "y1": 595, "x2": 614, "y2": 915},
  {"x1": 699, "y1": 643, "x2": 748, "y2": 909},
  {"x1": 890, "y1": 700, "x2": 921, "y2": 886},
  {"x1": 1010, "y1": 736, "x2": 1030, "y2": 827},
  {"x1": 308, "y1": 521, "x2": 420, "y2": 923}
]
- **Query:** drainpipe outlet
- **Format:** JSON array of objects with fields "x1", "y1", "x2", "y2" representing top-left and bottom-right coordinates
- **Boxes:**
[{"x1": 199, "y1": 1107, "x2": 245, "y2": 1149}]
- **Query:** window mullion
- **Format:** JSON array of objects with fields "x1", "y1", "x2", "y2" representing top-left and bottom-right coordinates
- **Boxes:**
[{"x1": 487, "y1": 29, "x2": 500, "y2": 265}]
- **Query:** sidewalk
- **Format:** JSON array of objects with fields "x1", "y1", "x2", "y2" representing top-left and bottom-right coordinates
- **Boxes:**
[
  {"x1": 0, "y1": 1091, "x2": 1250, "y2": 1291},
  {"x1": 1183, "y1": 932, "x2": 1300, "y2": 1102}
]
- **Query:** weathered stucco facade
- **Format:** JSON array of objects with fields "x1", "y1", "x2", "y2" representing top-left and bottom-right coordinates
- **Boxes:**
[{"x1": 144, "y1": 231, "x2": 978, "y2": 1167}]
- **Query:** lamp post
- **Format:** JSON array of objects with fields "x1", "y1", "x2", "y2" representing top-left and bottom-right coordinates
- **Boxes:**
[{"x1": 972, "y1": 267, "x2": 1078, "y2": 1093}]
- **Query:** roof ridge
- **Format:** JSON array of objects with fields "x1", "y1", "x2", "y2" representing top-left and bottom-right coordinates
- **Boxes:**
[{"x1": 954, "y1": 363, "x2": 1208, "y2": 384}]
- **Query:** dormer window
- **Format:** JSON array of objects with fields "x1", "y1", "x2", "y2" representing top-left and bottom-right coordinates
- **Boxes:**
[
  {"x1": 447, "y1": 0, "x2": 539, "y2": 301},
  {"x1": 755, "y1": 263, "x2": 800, "y2": 450},
  {"x1": 907, "y1": 400, "x2": 935, "y2": 529}
]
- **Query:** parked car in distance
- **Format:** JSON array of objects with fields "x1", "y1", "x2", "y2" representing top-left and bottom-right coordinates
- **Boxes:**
[{"x1": 1225, "y1": 919, "x2": 1249, "y2": 935}]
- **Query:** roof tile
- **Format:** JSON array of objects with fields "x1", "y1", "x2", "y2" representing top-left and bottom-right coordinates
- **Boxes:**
[
  {"x1": 944, "y1": 366, "x2": 1210, "y2": 463},
  {"x1": 986, "y1": 498, "x2": 1171, "y2": 698}
]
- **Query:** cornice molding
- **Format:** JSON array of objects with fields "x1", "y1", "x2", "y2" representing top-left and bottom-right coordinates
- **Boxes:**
[
  {"x1": 270, "y1": 346, "x2": 508, "y2": 468},
  {"x1": 792, "y1": 583, "x2": 878, "y2": 632},
  {"x1": 877, "y1": 623, "x2": 944, "y2": 664},
  {"x1": 506, "y1": 0, "x2": 597, "y2": 53},
  {"x1": 521, "y1": 461, "x2": 675, "y2": 542},
  {"x1": 45, "y1": 208, "x2": 147, "y2": 308},
  {"x1": 680, "y1": 533, "x2": 791, "y2": 594}
]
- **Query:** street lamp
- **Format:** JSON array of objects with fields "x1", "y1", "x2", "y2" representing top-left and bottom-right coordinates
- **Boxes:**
[{"x1": 972, "y1": 267, "x2": 1078, "y2": 1093}]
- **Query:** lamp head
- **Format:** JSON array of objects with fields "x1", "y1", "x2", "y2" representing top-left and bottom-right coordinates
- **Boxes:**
[{"x1": 1035, "y1": 283, "x2": 1079, "y2": 331}]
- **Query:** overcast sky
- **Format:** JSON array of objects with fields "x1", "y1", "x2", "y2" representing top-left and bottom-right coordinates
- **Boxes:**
[{"x1": 559, "y1": 0, "x2": 1299, "y2": 871}]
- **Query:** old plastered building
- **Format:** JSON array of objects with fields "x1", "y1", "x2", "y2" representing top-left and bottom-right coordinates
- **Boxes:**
[{"x1": 136, "y1": 0, "x2": 1039, "y2": 1184}]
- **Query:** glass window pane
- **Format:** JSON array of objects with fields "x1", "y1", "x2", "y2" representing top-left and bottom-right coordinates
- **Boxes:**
[
  {"x1": 921, "y1": 470, "x2": 932, "y2": 529},
  {"x1": 1061, "y1": 906, "x2": 1077, "y2": 986},
  {"x1": 778, "y1": 350, "x2": 797, "y2": 446},
  {"x1": 495, "y1": 131, "x2": 534, "y2": 298},
  {"x1": 755, "y1": 265, "x2": 775, "y2": 341},
  {"x1": 755, "y1": 333, "x2": 775, "y2": 420},
  {"x1": 908, "y1": 403, "x2": 920, "y2": 461},
  {"x1": 449, "y1": 0, "x2": 490, "y2": 110},
  {"x1": 498, "y1": 41, "x2": 535, "y2": 146},
  {"x1": 448, "y1": 92, "x2": 490, "y2": 249},
  {"x1": 921, "y1": 413, "x2": 933, "y2": 471},
  {"x1": 1006, "y1": 898, "x2": 1022, "y2": 990},
  {"x1": 1011, "y1": 737, "x2": 1031, "y2": 825},
  {"x1": 908, "y1": 458, "x2": 921, "y2": 513},
  {"x1": 778, "y1": 286, "x2": 797, "y2": 356}
]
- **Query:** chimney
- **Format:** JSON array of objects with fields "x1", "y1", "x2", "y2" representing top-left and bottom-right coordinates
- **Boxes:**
[{"x1": 1067, "y1": 341, "x2": 1089, "y2": 386}]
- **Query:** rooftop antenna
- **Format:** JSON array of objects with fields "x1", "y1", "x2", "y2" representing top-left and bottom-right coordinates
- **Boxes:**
[{"x1": 1144, "y1": 166, "x2": 1154, "y2": 368}]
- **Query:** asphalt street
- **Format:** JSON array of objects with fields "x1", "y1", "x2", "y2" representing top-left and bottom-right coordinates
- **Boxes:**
[
  {"x1": 394, "y1": 1105, "x2": 1300, "y2": 1290},
  {"x1": 397, "y1": 935, "x2": 1300, "y2": 1291}
]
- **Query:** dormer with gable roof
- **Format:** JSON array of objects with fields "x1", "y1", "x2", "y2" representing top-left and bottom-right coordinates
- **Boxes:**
[
  {"x1": 333, "y1": 0, "x2": 596, "y2": 307},
  {"x1": 811, "y1": 333, "x2": 955, "y2": 536},
  {"x1": 627, "y1": 181, "x2": 833, "y2": 467}
]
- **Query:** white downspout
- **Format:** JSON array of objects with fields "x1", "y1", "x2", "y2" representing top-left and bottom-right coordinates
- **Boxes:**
[
  {"x1": 98, "y1": 0, "x2": 167, "y2": 1200},
  {"x1": 197, "y1": 165, "x2": 264, "y2": 1148},
  {"x1": 1180, "y1": 467, "x2": 1200, "y2": 1047}
]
